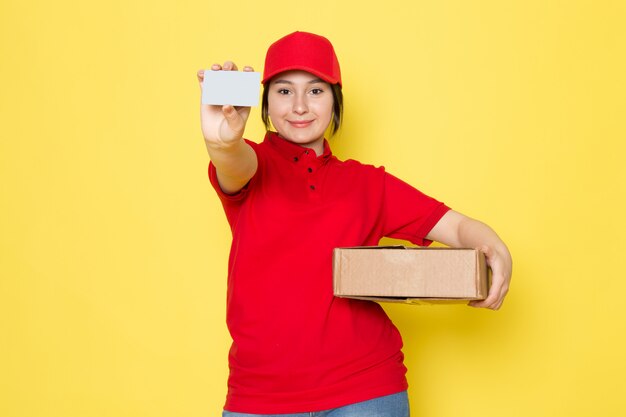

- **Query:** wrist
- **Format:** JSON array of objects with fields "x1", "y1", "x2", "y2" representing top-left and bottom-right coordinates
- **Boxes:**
[{"x1": 205, "y1": 135, "x2": 245, "y2": 152}]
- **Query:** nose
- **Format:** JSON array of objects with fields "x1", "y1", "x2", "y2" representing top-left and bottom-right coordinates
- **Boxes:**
[{"x1": 292, "y1": 93, "x2": 308, "y2": 115}]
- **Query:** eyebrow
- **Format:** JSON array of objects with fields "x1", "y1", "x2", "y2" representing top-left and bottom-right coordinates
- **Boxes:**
[{"x1": 272, "y1": 78, "x2": 326, "y2": 85}]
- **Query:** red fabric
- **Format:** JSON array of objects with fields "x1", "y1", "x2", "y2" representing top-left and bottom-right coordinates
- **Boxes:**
[
  {"x1": 209, "y1": 132, "x2": 449, "y2": 414},
  {"x1": 262, "y1": 31, "x2": 342, "y2": 86}
]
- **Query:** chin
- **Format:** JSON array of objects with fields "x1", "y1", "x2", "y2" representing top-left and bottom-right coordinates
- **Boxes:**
[
  {"x1": 291, "y1": 135, "x2": 320, "y2": 144},
  {"x1": 280, "y1": 131, "x2": 322, "y2": 145}
]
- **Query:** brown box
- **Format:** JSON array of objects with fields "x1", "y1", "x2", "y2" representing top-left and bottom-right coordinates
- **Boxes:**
[{"x1": 333, "y1": 246, "x2": 489, "y2": 304}]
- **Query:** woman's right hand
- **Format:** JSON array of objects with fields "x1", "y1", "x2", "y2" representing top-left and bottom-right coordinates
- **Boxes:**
[{"x1": 198, "y1": 62, "x2": 254, "y2": 148}]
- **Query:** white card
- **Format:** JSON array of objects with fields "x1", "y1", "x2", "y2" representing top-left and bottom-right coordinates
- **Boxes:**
[{"x1": 202, "y1": 70, "x2": 261, "y2": 107}]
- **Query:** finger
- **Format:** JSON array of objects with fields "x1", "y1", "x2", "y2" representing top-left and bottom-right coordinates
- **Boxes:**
[
  {"x1": 469, "y1": 278, "x2": 508, "y2": 310},
  {"x1": 478, "y1": 245, "x2": 493, "y2": 263},
  {"x1": 211, "y1": 63, "x2": 222, "y2": 70},
  {"x1": 235, "y1": 105, "x2": 252, "y2": 124},
  {"x1": 469, "y1": 271, "x2": 506, "y2": 309},
  {"x1": 197, "y1": 69, "x2": 205, "y2": 83},
  {"x1": 469, "y1": 246, "x2": 495, "y2": 308},
  {"x1": 223, "y1": 61, "x2": 238, "y2": 71},
  {"x1": 222, "y1": 105, "x2": 245, "y2": 132},
  {"x1": 469, "y1": 298, "x2": 501, "y2": 310},
  {"x1": 469, "y1": 296, "x2": 499, "y2": 310},
  {"x1": 243, "y1": 66, "x2": 255, "y2": 72},
  {"x1": 469, "y1": 295, "x2": 496, "y2": 309}
]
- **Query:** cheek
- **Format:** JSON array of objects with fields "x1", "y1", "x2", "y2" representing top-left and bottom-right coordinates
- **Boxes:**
[
  {"x1": 317, "y1": 98, "x2": 334, "y2": 121},
  {"x1": 267, "y1": 98, "x2": 287, "y2": 119}
]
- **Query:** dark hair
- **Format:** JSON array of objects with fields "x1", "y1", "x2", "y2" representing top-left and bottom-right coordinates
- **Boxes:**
[{"x1": 261, "y1": 83, "x2": 343, "y2": 136}]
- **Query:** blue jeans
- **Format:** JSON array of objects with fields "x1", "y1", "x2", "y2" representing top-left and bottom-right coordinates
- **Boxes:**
[{"x1": 222, "y1": 391, "x2": 409, "y2": 417}]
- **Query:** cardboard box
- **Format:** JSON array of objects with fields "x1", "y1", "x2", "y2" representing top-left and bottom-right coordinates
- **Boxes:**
[{"x1": 333, "y1": 246, "x2": 489, "y2": 304}]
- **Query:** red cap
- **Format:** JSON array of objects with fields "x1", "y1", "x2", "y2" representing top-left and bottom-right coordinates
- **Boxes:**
[{"x1": 262, "y1": 31, "x2": 342, "y2": 86}]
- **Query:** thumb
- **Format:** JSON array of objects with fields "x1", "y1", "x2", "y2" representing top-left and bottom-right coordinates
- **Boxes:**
[
  {"x1": 478, "y1": 245, "x2": 493, "y2": 262},
  {"x1": 221, "y1": 105, "x2": 246, "y2": 138},
  {"x1": 223, "y1": 105, "x2": 243, "y2": 128}
]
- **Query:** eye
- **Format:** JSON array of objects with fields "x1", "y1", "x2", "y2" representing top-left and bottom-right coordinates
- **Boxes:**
[
  {"x1": 310, "y1": 88, "x2": 324, "y2": 95},
  {"x1": 277, "y1": 88, "x2": 291, "y2": 95}
]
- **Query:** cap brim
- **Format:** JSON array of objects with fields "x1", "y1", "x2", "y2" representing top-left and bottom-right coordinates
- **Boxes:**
[{"x1": 262, "y1": 65, "x2": 341, "y2": 86}]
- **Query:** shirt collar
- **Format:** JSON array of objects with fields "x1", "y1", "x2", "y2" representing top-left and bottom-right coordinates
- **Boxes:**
[{"x1": 265, "y1": 131, "x2": 333, "y2": 163}]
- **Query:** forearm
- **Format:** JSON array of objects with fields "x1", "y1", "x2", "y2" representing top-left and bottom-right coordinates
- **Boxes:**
[
  {"x1": 428, "y1": 210, "x2": 512, "y2": 310},
  {"x1": 198, "y1": 64, "x2": 257, "y2": 194},
  {"x1": 428, "y1": 210, "x2": 506, "y2": 252},
  {"x1": 457, "y1": 215, "x2": 509, "y2": 256},
  {"x1": 206, "y1": 138, "x2": 258, "y2": 194}
]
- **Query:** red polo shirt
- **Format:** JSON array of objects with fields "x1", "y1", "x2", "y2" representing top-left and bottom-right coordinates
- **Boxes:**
[{"x1": 209, "y1": 132, "x2": 449, "y2": 414}]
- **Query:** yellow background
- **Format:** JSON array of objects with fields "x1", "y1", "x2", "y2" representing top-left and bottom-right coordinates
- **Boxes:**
[{"x1": 1, "y1": 0, "x2": 625, "y2": 416}]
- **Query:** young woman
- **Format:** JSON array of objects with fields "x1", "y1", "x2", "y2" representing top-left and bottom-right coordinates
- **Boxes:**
[{"x1": 197, "y1": 31, "x2": 512, "y2": 417}]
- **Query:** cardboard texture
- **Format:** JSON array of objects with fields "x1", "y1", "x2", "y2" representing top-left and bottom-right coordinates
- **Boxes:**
[{"x1": 333, "y1": 246, "x2": 489, "y2": 305}]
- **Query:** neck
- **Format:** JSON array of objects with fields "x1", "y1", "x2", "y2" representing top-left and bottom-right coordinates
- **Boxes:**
[
  {"x1": 308, "y1": 139, "x2": 325, "y2": 156},
  {"x1": 275, "y1": 133, "x2": 325, "y2": 156}
]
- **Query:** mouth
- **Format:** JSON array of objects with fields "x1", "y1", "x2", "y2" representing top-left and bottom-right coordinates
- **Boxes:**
[{"x1": 288, "y1": 120, "x2": 314, "y2": 128}]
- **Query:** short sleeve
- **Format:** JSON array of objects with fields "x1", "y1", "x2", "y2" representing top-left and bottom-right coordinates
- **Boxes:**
[
  {"x1": 381, "y1": 172, "x2": 450, "y2": 246},
  {"x1": 209, "y1": 162, "x2": 250, "y2": 202}
]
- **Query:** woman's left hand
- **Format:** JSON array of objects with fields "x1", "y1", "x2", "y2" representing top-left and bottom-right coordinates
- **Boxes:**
[
  {"x1": 427, "y1": 210, "x2": 512, "y2": 310},
  {"x1": 468, "y1": 244, "x2": 512, "y2": 310}
]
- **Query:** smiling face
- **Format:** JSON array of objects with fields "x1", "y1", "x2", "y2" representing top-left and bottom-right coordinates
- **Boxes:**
[{"x1": 267, "y1": 70, "x2": 334, "y2": 155}]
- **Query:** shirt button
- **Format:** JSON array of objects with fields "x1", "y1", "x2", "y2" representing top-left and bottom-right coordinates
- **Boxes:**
[
  {"x1": 310, "y1": 185, "x2": 316, "y2": 190},
  {"x1": 307, "y1": 167, "x2": 313, "y2": 173},
  {"x1": 305, "y1": 150, "x2": 310, "y2": 155},
  {"x1": 293, "y1": 157, "x2": 299, "y2": 162}
]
